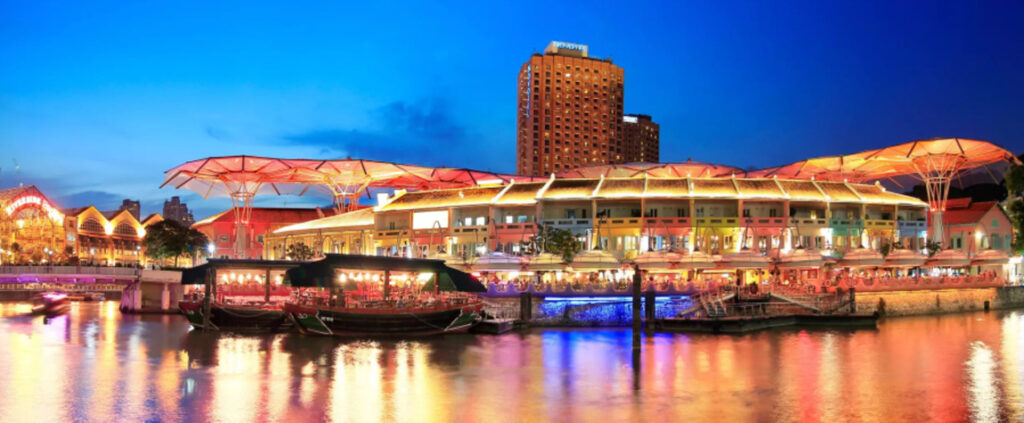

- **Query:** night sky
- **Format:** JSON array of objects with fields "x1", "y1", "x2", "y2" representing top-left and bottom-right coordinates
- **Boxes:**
[{"x1": 2, "y1": 1, "x2": 1022, "y2": 219}]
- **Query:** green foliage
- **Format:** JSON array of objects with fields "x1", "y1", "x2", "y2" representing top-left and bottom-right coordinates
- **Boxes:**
[
  {"x1": 285, "y1": 243, "x2": 315, "y2": 261},
  {"x1": 1006, "y1": 159, "x2": 1024, "y2": 254},
  {"x1": 143, "y1": 219, "x2": 209, "y2": 266},
  {"x1": 525, "y1": 225, "x2": 582, "y2": 263},
  {"x1": 925, "y1": 240, "x2": 942, "y2": 257},
  {"x1": 879, "y1": 240, "x2": 903, "y2": 257}
]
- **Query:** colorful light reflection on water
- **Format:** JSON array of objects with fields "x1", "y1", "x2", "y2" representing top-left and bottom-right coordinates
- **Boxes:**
[{"x1": 0, "y1": 302, "x2": 1022, "y2": 422}]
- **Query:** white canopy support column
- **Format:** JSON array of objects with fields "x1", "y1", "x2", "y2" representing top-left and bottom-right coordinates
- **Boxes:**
[
  {"x1": 226, "y1": 179, "x2": 261, "y2": 259},
  {"x1": 911, "y1": 154, "x2": 967, "y2": 247}
]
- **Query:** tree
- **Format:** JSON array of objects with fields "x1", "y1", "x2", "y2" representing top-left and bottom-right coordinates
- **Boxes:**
[
  {"x1": 880, "y1": 239, "x2": 903, "y2": 257},
  {"x1": 526, "y1": 225, "x2": 582, "y2": 263},
  {"x1": 285, "y1": 243, "x2": 315, "y2": 261},
  {"x1": 143, "y1": 220, "x2": 209, "y2": 267},
  {"x1": 925, "y1": 240, "x2": 942, "y2": 258},
  {"x1": 1005, "y1": 155, "x2": 1024, "y2": 254}
]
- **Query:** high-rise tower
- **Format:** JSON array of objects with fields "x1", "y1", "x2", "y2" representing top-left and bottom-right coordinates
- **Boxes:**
[{"x1": 516, "y1": 41, "x2": 624, "y2": 176}]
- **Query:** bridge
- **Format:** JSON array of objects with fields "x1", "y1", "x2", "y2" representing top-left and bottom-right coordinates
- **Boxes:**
[{"x1": 0, "y1": 265, "x2": 140, "y2": 300}]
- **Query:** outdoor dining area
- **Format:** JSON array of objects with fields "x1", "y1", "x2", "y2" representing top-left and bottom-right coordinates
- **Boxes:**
[{"x1": 425, "y1": 245, "x2": 1014, "y2": 298}]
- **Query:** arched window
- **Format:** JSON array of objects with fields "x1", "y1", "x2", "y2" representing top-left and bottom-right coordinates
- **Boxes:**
[
  {"x1": 114, "y1": 223, "x2": 136, "y2": 237},
  {"x1": 80, "y1": 218, "x2": 104, "y2": 233}
]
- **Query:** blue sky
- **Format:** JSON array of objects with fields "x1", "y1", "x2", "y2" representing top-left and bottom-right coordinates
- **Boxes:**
[{"x1": 1, "y1": 1, "x2": 1022, "y2": 219}]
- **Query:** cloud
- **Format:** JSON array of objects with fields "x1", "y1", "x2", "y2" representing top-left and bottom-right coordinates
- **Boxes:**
[
  {"x1": 55, "y1": 190, "x2": 124, "y2": 211},
  {"x1": 205, "y1": 124, "x2": 231, "y2": 141},
  {"x1": 281, "y1": 99, "x2": 484, "y2": 168}
]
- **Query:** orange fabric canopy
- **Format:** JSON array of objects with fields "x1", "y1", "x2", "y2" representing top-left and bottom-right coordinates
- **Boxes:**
[{"x1": 746, "y1": 138, "x2": 1019, "y2": 183}]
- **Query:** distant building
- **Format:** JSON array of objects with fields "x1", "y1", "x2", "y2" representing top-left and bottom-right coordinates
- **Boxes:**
[
  {"x1": 119, "y1": 199, "x2": 141, "y2": 220},
  {"x1": 192, "y1": 207, "x2": 328, "y2": 259},
  {"x1": 941, "y1": 198, "x2": 1013, "y2": 253},
  {"x1": 163, "y1": 196, "x2": 194, "y2": 226},
  {"x1": 516, "y1": 41, "x2": 625, "y2": 176},
  {"x1": 621, "y1": 114, "x2": 659, "y2": 163}
]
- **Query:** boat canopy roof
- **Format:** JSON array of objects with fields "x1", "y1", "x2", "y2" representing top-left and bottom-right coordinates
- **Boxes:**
[
  {"x1": 180, "y1": 259, "x2": 303, "y2": 284},
  {"x1": 284, "y1": 254, "x2": 485, "y2": 292}
]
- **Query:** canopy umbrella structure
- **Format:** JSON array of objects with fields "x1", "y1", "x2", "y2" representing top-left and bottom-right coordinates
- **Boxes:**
[
  {"x1": 160, "y1": 156, "x2": 328, "y2": 258},
  {"x1": 556, "y1": 160, "x2": 744, "y2": 179},
  {"x1": 633, "y1": 250, "x2": 682, "y2": 272},
  {"x1": 777, "y1": 248, "x2": 825, "y2": 269},
  {"x1": 426, "y1": 251, "x2": 470, "y2": 272},
  {"x1": 162, "y1": 155, "x2": 534, "y2": 257},
  {"x1": 676, "y1": 250, "x2": 716, "y2": 270},
  {"x1": 746, "y1": 138, "x2": 1020, "y2": 244},
  {"x1": 969, "y1": 250, "x2": 1010, "y2": 267},
  {"x1": 925, "y1": 250, "x2": 970, "y2": 268},
  {"x1": 717, "y1": 249, "x2": 771, "y2": 270},
  {"x1": 525, "y1": 252, "x2": 568, "y2": 272},
  {"x1": 883, "y1": 249, "x2": 928, "y2": 268},
  {"x1": 570, "y1": 249, "x2": 621, "y2": 271},
  {"x1": 837, "y1": 248, "x2": 885, "y2": 268},
  {"x1": 470, "y1": 251, "x2": 524, "y2": 272}
]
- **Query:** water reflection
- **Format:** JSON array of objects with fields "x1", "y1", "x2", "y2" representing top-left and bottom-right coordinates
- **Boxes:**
[{"x1": 1, "y1": 302, "x2": 1023, "y2": 422}]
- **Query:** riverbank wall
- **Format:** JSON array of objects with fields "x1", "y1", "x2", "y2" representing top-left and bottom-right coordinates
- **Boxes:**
[{"x1": 856, "y1": 286, "x2": 1024, "y2": 317}]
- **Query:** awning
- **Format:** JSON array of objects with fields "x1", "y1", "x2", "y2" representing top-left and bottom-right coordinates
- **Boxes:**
[{"x1": 284, "y1": 254, "x2": 485, "y2": 292}]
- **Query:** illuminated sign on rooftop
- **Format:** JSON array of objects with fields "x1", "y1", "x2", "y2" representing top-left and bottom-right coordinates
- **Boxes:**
[
  {"x1": 545, "y1": 41, "x2": 589, "y2": 58},
  {"x1": 4, "y1": 194, "x2": 63, "y2": 222}
]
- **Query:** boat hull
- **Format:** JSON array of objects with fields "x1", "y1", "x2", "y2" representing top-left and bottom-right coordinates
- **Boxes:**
[
  {"x1": 180, "y1": 301, "x2": 292, "y2": 333},
  {"x1": 283, "y1": 302, "x2": 482, "y2": 336}
]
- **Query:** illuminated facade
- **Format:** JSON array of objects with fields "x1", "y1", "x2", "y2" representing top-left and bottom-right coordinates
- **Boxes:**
[
  {"x1": 64, "y1": 206, "x2": 163, "y2": 265},
  {"x1": 262, "y1": 176, "x2": 930, "y2": 263},
  {"x1": 0, "y1": 186, "x2": 65, "y2": 264},
  {"x1": 263, "y1": 208, "x2": 375, "y2": 259},
  {"x1": 193, "y1": 207, "x2": 328, "y2": 259},
  {"x1": 0, "y1": 185, "x2": 164, "y2": 265},
  {"x1": 517, "y1": 41, "x2": 625, "y2": 176}
]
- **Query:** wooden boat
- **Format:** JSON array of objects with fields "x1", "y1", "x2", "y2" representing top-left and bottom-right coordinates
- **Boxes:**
[
  {"x1": 282, "y1": 254, "x2": 487, "y2": 337},
  {"x1": 178, "y1": 259, "x2": 302, "y2": 332},
  {"x1": 179, "y1": 301, "x2": 292, "y2": 332},
  {"x1": 283, "y1": 299, "x2": 482, "y2": 336}
]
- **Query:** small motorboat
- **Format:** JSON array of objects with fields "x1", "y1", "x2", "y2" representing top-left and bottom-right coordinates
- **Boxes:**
[
  {"x1": 31, "y1": 292, "x2": 70, "y2": 316},
  {"x1": 66, "y1": 292, "x2": 106, "y2": 302}
]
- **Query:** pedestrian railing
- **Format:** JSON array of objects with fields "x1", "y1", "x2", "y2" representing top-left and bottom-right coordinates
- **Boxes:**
[{"x1": 0, "y1": 265, "x2": 140, "y2": 276}]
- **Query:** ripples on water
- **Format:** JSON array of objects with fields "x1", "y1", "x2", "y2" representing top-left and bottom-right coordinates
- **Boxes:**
[{"x1": 0, "y1": 302, "x2": 1022, "y2": 422}]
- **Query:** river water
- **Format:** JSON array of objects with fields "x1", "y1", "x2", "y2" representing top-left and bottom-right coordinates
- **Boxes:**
[{"x1": 0, "y1": 301, "x2": 1021, "y2": 423}]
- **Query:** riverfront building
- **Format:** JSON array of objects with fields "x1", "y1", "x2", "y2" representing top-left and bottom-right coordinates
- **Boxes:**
[
  {"x1": 516, "y1": 41, "x2": 625, "y2": 176},
  {"x1": 0, "y1": 185, "x2": 164, "y2": 266},
  {"x1": 265, "y1": 175, "x2": 930, "y2": 264},
  {"x1": 193, "y1": 207, "x2": 329, "y2": 259}
]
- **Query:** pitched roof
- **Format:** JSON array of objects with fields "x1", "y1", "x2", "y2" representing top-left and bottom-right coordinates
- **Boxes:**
[
  {"x1": 274, "y1": 208, "x2": 374, "y2": 234},
  {"x1": 378, "y1": 186, "x2": 504, "y2": 211},
  {"x1": 944, "y1": 200, "x2": 1002, "y2": 225},
  {"x1": 192, "y1": 207, "x2": 324, "y2": 227}
]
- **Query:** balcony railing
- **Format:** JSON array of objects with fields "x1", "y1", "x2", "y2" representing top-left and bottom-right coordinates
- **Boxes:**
[
  {"x1": 792, "y1": 218, "x2": 828, "y2": 226},
  {"x1": 864, "y1": 219, "x2": 896, "y2": 229},
  {"x1": 828, "y1": 218, "x2": 864, "y2": 228},
  {"x1": 743, "y1": 217, "x2": 788, "y2": 227},
  {"x1": 693, "y1": 217, "x2": 740, "y2": 227}
]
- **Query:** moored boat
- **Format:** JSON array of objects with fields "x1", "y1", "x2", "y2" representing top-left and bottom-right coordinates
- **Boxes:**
[
  {"x1": 282, "y1": 254, "x2": 486, "y2": 336},
  {"x1": 178, "y1": 259, "x2": 302, "y2": 332},
  {"x1": 283, "y1": 299, "x2": 482, "y2": 336},
  {"x1": 180, "y1": 301, "x2": 291, "y2": 332}
]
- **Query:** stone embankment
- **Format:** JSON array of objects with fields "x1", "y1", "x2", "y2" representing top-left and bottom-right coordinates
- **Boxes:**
[{"x1": 856, "y1": 286, "x2": 1024, "y2": 317}]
